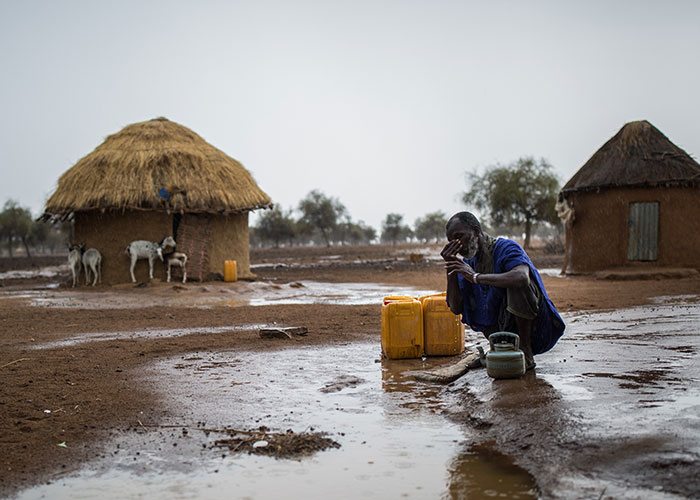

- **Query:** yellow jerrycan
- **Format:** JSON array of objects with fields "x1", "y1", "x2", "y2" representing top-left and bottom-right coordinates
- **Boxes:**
[
  {"x1": 420, "y1": 293, "x2": 465, "y2": 356},
  {"x1": 381, "y1": 296, "x2": 424, "y2": 359},
  {"x1": 224, "y1": 260, "x2": 237, "y2": 282}
]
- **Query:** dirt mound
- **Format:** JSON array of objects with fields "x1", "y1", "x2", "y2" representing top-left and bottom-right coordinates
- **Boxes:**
[
  {"x1": 211, "y1": 426, "x2": 341, "y2": 458},
  {"x1": 0, "y1": 255, "x2": 67, "y2": 273}
]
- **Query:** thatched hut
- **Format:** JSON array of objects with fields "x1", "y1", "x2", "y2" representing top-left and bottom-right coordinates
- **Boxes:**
[
  {"x1": 558, "y1": 120, "x2": 700, "y2": 274},
  {"x1": 42, "y1": 117, "x2": 272, "y2": 284}
]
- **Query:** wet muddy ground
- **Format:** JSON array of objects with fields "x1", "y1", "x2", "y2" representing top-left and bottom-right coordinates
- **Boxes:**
[
  {"x1": 457, "y1": 298, "x2": 700, "y2": 499},
  {"x1": 1, "y1": 246, "x2": 700, "y2": 499},
  {"x1": 17, "y1": 342, "x2": 538, "y2": 499}
]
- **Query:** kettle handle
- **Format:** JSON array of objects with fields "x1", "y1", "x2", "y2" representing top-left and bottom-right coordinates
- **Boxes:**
[{"x1": 488, "y1": 332, "x2": 520, "y2": 350}]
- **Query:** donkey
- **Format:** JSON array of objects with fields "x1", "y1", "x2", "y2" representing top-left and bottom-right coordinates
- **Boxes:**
[
  {"x1": 125, "y1": 236, "x2": 177, "y2": 283},
  {"x1": 82, "y1": 248, "x2": 102, "y2": 286},
  {"x1": 67, "y1": 243, "x2": 84, "y2": 287}
]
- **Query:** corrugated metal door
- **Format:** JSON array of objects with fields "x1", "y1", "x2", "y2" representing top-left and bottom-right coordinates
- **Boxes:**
[{"x1": 627, "y1": 202, "x2": 659, "y2": 261}]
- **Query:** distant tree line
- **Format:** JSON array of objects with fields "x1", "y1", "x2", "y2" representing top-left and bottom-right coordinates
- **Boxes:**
[
  {"x1": 4, "y1": 155, "x2": 561, "y2": 254},
  {"x1": 253, "y1": 157, "x2": 562, "y2": 249},
  {"x1": 0, "y1": 200, "x2": 70, "y2": 257},
  {"x1": 251, "y1": 190, "x2": 450, "y2": 247}
]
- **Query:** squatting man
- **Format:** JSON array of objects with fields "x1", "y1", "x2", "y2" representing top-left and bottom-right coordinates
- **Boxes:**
[{"x1": 441, "y1": 212, "x2": 565, "y2": 369}]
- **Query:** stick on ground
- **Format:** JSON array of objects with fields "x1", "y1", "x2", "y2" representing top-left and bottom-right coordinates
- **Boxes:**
[{"x1": 411, "y1": 352, "x2": 480, "y2": 384}]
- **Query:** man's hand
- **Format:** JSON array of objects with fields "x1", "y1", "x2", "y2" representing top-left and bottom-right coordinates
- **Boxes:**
[
  {"x1": 443, "y1": 239, "x2": 479, "y2": 284},
  {"x1": 444, "y1": 259, "x2": 476, "y2": 280},
  {"x1": 442, "y1": 240, "x2": 467, "y2": 315},
  {"x1": 441, "y1": 240, "x2": 462, "y2": 262}
]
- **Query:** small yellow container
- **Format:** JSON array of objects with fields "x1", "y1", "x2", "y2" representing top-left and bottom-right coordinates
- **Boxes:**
[
  {"x1": 224, "y1": 260, "x2": 237, "y2": 282},
  {"x1": 381, "y1": 296, "x2": 423, "y2": 359},
  {"x1": 420, "y1": 293, "x2": 465, "y2": 356}
]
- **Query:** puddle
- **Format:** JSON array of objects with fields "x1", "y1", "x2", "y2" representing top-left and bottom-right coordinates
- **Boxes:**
[
  {"x1": 651, "y1": 294, "x2": 699, "y2": 305},
  {"x1": 28, "y1": 324, "x2": 271, "y2": 350},
  {"x1": 0, "y1": 264, "x2": 69, "y2": 280},
  {"x1": 6, "y1": 280, "x2": 441, "y2": 309},
  {"x1": 209, "y1": 281, "x2": 441, "y2": 307},
  {"x1": 17, "y1": 342, "x2": 537, "y2": 499},
  {"x1": 537, "y1": 267, "x2": 564, "y2": 277},
  {"x1": 447, "y1": 444, "x2": 540, "y2": 499},
  {"x1": 538, "y1": 302, "x2": 700, "y2": 440},
  {"x1": 19, "y1": 300, "x2": 700, "y2": 498},
  {"x1": 0, "y1": 289, "x2": 49, "y2": 300},
  {"x1": 320, "y1": 254, "x2": 342, "y2": 261}
]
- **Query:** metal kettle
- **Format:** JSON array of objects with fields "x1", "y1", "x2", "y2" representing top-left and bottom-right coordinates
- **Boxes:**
[{"x1": 477, "y1": 332, "x2": 526, "y2": 379}]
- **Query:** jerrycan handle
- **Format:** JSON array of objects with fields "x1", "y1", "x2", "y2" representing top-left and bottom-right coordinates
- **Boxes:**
[{"x1": 488, "y1": 332, "x2": 520, "y2": 350}]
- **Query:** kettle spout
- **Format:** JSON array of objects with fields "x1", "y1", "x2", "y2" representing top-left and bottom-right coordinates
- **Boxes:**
[{"x1": 477, "y1": 346, "x2": 486, "y2": 364}]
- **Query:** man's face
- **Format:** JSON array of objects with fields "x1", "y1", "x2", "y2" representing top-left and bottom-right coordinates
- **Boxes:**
[{"x1": 446, "y1": 222, "x2": 479, "y2": 259}]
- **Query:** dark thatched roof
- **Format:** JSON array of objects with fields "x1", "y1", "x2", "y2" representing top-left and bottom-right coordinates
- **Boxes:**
[
  {"x1": 43, "y1": 117, "x2": 272, "y2": 219},
  {"x1": 561, "y1": 120, "x2": 700, "y2": 194}
]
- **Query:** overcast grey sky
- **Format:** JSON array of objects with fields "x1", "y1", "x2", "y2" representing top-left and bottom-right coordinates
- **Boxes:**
[{"x1": 1, "y1": 0, "x2": 698, "y2": 231}]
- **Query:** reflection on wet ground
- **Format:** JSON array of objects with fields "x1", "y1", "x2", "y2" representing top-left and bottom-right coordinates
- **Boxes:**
[
  {"x1": 17, "y1": 342, "x2": 537, "y2": 500},
  {"x1": 447, "y1": 444, "x2": 540, "y2": 499},
  {"x1": 0, "y1": 265, "x2": 69, "y2": 280},
  {"x1": 231, "y1": 281, "x2": 439, "y2": 307},
  {"x1": 0, "y1": 280, "x2": 441, "y2": 309},
  {"x1": 537, "y1": 268, "x2": 565, "y2": 277},
  {"x1": 543, "y1": 303, "x2": 700, "y2": 421},
  {"x1": 523, "y1": 301, "x2": 700, "y2": 498},
  {"x1": 27, "y1": 324, "x2": 271, "y2": 350}
]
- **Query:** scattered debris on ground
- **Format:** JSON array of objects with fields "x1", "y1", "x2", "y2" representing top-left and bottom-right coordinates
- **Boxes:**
[
  {"x1": 208, "y1": 426, "x2": 341, "y2": 458},
  {"x1": 319, "y1": 374, "x2": 365, "y2": 393},
  {"x1": 258, "y1": 326, "x2": 309, "y2": 339}
]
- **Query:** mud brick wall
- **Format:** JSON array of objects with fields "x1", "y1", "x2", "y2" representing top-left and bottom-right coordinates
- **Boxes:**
[
  {"x1": 73, "y1": 210, "x2": 254, "y2": 284},
  {"x1": 207, "y1": 213, "x2": 254, "y2": 279},
  {"x1": 564, "y1": 186, "x2": 700, "y2": 273},
  {"x1": 74, "y1": 210, "x2": 172, "y2": 285}
]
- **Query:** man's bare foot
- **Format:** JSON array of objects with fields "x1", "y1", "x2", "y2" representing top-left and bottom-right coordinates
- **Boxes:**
[
  {"x1": 468, "y1": 356, "x2": 483, "y2": 369},
  {"x1": 525, "y1": 354, "x2": 536, "y2": 371}
]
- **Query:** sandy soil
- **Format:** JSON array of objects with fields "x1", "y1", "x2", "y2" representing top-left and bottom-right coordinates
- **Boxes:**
[{"x1": 1, "y1": 245, "x2": 699, "y2": 498}]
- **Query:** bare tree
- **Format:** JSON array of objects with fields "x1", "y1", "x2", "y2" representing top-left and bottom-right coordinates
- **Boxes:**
[
  {"x1": 381, "y1": 213, "x2": 413, "y2": 245},
  {"x1": 297, "y1": 190, "x2": 346, "y2": 247},
  {"x1": 463, "y1": 157, "x2": 560, "y2": 249},
  {"x1": 0, "y1": 200, "x2": 34, "y2": 258}
]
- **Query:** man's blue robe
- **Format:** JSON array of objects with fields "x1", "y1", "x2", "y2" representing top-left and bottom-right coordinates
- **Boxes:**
[{"x1": 456, "y1": 238, "x2": 565, "y2": 354}]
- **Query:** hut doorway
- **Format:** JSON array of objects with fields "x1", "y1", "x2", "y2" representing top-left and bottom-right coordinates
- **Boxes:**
[{"x1": 627, "y1": 202, "x2": 659, "y2": 261}]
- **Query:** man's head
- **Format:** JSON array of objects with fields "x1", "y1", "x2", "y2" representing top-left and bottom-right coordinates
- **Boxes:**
[{"x1": 445, "y1": 212, "x2": 482, "y2": 259}]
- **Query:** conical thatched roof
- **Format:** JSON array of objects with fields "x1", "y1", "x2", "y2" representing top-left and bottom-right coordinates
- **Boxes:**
[
  {"x1": 43, "y1": 117, "x2": 272, "y2": 219},
  {"x1": 561, "y1": 120, "x2": 700, "y2": 194}
]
